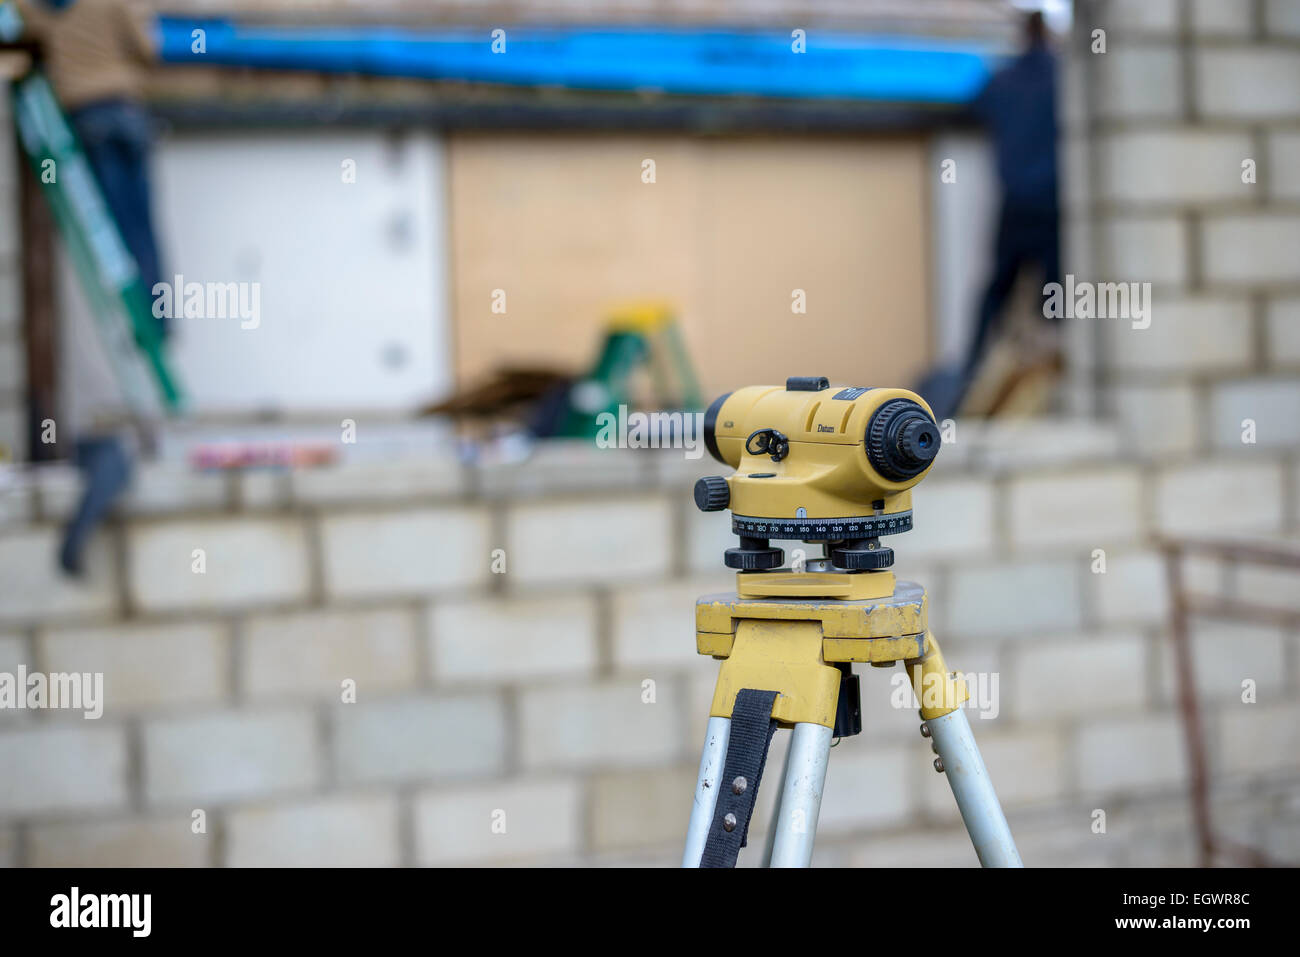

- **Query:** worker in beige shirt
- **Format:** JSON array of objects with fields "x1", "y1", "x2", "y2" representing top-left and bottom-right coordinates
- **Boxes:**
[{"x1": 19, "y1": 0, "x2": 165, "y2": 337}]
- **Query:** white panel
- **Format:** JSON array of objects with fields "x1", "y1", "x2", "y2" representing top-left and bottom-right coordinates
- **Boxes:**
[
  {"x1": 61, "y1": 128, "x2": 451, "y2": 419},
  {"x1": 158, "y1": 129, "x2": 450, "y2": 412}
]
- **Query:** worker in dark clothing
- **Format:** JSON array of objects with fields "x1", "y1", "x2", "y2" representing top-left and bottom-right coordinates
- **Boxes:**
[{"x1": 962, "y1": 11, "x2": 1062, "y2": 385}]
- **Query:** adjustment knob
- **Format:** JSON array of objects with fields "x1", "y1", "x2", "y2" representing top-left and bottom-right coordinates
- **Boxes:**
[
  {"x1": 724, "y1": 544, "x2": 784, "y2": 570},
  {"x1": 830, "y1": 542, "x2": 895, "y2": 570},
  {"x1": 694, "y1": 476, "x2": 730, "y2": 512}
]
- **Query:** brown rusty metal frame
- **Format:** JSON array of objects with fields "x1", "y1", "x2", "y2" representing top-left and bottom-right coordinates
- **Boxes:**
[{"x1": 1160, "y1": 536, "x2": 1300, "y2": 868}]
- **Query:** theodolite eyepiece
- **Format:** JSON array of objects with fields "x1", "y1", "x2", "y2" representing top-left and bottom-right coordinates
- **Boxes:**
[
  {"x1": 866, "y1": 398, "x2": 941, "y2": 481},
  {"x1": 695, "y1": 377, "x2": 941, "y2": 573}
]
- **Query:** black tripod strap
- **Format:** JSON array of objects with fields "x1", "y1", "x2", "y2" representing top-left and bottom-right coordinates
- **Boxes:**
[{"x1": 699, "y1": 688, "x2": 779, "y2": 868}]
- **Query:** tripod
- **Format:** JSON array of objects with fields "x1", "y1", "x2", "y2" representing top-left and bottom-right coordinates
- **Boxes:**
[
  {"x1": 682, "y1": 377, "x2": 1020, "y2": 867},
  {"x1": 682, "y1": 566, "x2": 1022, "y2": 868}
]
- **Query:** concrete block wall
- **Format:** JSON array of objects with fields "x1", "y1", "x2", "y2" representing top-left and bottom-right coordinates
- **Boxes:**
[
  {"x1": 1, "y1": 0, "x2": 1298, "y2": 867},
  {"x1": 0, "y1": 428, "x2": 1297, "y2": 867},
  {"x1": 1078, "y1": 0, "x2": 1300, "y2": 459}
]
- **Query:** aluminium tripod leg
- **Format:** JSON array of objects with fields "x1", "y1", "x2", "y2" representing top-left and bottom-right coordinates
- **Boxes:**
[
  {"x1": 684, "y1": 617, "x2": 839, "y2": 867},
  {"x1": 682, "y1": 716, "x2": 730, "y2": 867},
  {"x1": 927, "y1": 708, "x2": 1022, "y2": 867},
  {"x1": 759, "y1": 736, "x2": 792, "y2": 865},
  {"x1": 907, "y1": 633, "x2": 1022, "y2": 867},
  {"x1": 768, "y1": 722, "x2": 833, "y2": 867}
]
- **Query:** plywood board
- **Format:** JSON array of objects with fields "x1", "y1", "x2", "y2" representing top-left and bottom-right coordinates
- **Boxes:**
[{"x1": 448, "y1": 132, "x2": 932, "y2": 399}]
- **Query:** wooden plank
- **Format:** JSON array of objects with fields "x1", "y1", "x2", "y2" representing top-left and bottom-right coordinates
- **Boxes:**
[{"x1": 447, "y1": 132, "x2": 932, "y2": 400}]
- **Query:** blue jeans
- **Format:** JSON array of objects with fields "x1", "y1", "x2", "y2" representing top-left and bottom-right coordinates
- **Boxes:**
[{"x1": 68, "y1": 99, "x2": 166, "y2": 338}]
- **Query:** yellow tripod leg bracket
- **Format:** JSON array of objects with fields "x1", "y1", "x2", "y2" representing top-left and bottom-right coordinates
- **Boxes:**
[
  {"x1": 903, "y1": 633, "x2": 970, "y2": 720},
  {"x1": 708, "y1": 619, "x2": 841, "y2": 728}
]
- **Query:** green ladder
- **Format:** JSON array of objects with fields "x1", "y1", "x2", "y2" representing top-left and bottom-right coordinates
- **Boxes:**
[{"x1": 4, "y1": 1, "x2": 182, "y2": 414}]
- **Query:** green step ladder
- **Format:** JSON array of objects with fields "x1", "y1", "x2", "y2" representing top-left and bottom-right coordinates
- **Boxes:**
[
  {"x1": 3, "y1": 1, "x2": 183, "y2": 415},
  {"x1": 557, "y1": 302, "x2": 703, "y2": 441}
]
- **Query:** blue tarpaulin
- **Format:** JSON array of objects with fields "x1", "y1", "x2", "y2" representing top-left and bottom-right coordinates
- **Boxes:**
[{"x1": 157, "y1": 20, "x2": 996, "y2": 103}]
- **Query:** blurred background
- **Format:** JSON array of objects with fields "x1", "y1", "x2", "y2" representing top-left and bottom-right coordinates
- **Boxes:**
[{"x1": 0, "y1": 0, "x2": 1297, "y2": 867}]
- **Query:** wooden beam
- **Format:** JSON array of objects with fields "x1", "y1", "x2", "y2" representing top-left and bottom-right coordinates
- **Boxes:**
[{"x1": 19, "y1": 139, "x2": 60, "y2": 462}]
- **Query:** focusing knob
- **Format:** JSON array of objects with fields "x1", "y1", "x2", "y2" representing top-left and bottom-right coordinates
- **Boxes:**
[
  {"x1": 694, "y1": 476, "x2": 730, "y2": 512},
  {"x1": 866, "y1": 399, "x2": 941, "y2": 482}
]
